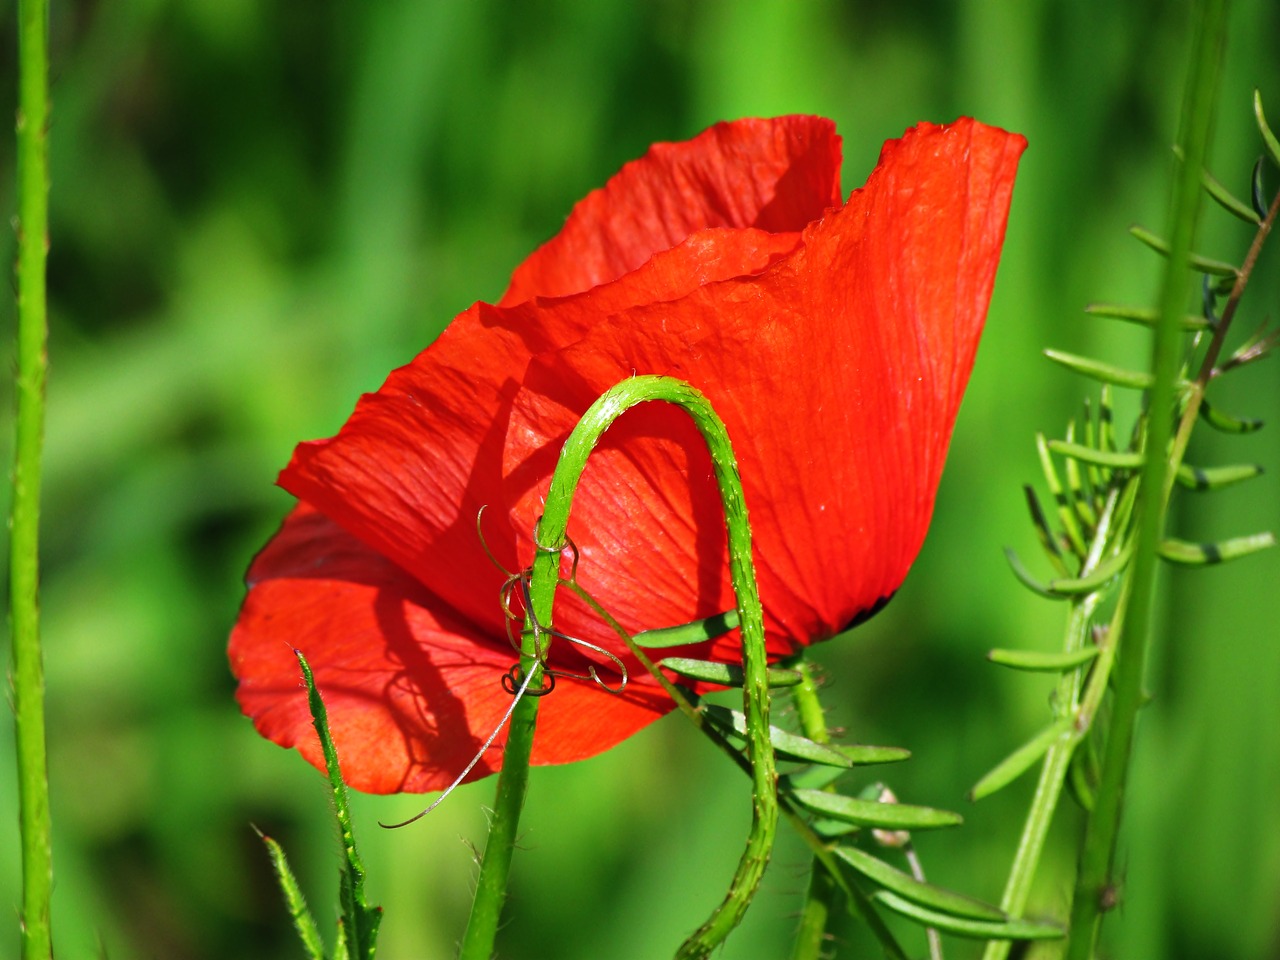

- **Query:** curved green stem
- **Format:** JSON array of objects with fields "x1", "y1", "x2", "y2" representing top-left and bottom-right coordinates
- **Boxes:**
[
  {"x1": 460, "y1": 376, "x2": 778, "y2": 960},
  {"x1": 10, "y1": 1, "x2": 53, "y2": 958}
]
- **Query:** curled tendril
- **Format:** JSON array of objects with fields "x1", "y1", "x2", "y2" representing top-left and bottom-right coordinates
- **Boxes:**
[
  {"x1": 502, "y1": 569, "x2": 630, "y2": 694},
  {"x1": 379, "y1": 656, "x2": 548, "y2": 830},
  {"x1": 385, "y1": 510, "x2": 631, "y2": 827},
  {"x1": 502, "y1": 663, "x2": 555, "y2": 697},
  {"x1": 482, "y1": 508, "x2": 626, "y2": 695}
]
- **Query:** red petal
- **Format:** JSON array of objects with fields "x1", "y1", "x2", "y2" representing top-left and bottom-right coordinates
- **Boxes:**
[
  {"x1": 229, "y1": 503, "x2": 673, "y2": 794},
  {"x1": 282, "y1": 227, "x2": 800, "y2": 640},
  {"x1": 500, "y1": 116, "x2": 843, "y2": 305},
  {"x1": 501, "y1": 119, "x2": 1026, "y2": 647},
  {"x1": 239, "y1": 117, "x2": 1025, "y2": 792}
]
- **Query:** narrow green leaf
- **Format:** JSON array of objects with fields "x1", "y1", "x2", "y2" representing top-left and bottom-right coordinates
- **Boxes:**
[
  {"x1": 970, "y1": 718, "x2": 1076, "y2": 801},
  {"x1": 988, "y1": 647, "x2": 1100, "y2": 672},
  {"x1": 872, "y1": 891, "x2": 1064, "y2": 941},
  {"x1": 1048, "y1": 439, "x2": 1144, "y2": 470},
  {"x1": 782, "y1": 766, "x2": 849, "y2": 792},
  {"x1": 1220, "y1": 322, "x2": 1280, "y2": 372},
  {"x1": 297, "y1": 650, "x2": 382, "y2": 960},
  {"x1": 1003, "y1": 547, "x2": 1068, "y2": 601},
  {"x1": 1044, "y1": 545, "x2": 1132, "y2": 596},
  {"x1": 1200, "y1": 165, "x2": 1264, "y2": 223},
  {"x1": 1064, "y1": 422, "x2": 1098, "y2": 529},
  {"x1": 634, "y1": 608, "x2": 739, "y2": 648},
  {"x1": 1129, "y1": 225, "x2": 1240, "y2": 277},
  {"x1": 1175, "y1": 462, "x2": 1264, "y2": 491},
  {"x1": 1255, "y1": 89, "x2": 1280, "y2": 169},
  {"x1": 257, "y1": 829, "x2": 327, "y2": 960},
  {"x1": 661, "y1": 657, "x2": 801, "y2": 688},
  {"x1": 1082, "y1": 399, "x2": 1104, "y2": 490},
  {"x1": 1043, "y1": 349, "x2": 1156, "y2": 390},
  {"x1": 777, "y1": 745, "x2": 909, "y2": 793},
  {"x1": 1199, "y1": 397, "x2": 1264, "y2": 433},
  {"x1": 1252, "y1": 158, "x2": 1268, "y2": 220},
  {"x1": 1098, "y1": 384, "x2": 1117, "y2": 453},
  {"x1": 1023, "y1": 485, "x2": 1072, "y2": 577},
  {"x1": 702, "y1": 705, "x2": 853, "y2": 767},
  {"x1": 1084, "y1": 304, "x2": 1211, "y2": 331},
  {"x1": 1158, "y1": 533, "x2": 1276, "y2": 565},
  {"x1": 810, "y1": 818, "x2": 862, "y2": 840},
  {"x1": 833, "y1": 744, "x2": 912, "y2": 765},
  {"x1": 1037, "y1": 433, "x2": 1087, "y2": 557},
  {"x1": 834, "y1": 846, "x2": 1006, "y2": 922},
  {"x1": 1067, "y1": 741, "x2": 1098, "y2": 813},
  {"x1": 791, "y1": 789, "x2": 962, "y2": 830}
]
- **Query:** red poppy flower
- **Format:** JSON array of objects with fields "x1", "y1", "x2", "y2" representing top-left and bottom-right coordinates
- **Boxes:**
[{"x1": 230, "y1": 115, "x2": 1025, "y2": 795}]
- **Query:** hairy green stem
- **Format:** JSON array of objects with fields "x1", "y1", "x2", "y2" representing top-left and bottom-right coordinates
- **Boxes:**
[
  {"x1": 457, "y1": 617, "x2": 545, "y2": 956},
  {"x1": 789, "y1": 660, "x2": 837, "y2": 960},
  {"x1": 1065, "y1": 2, "x2": 1227, "y2": 955},
  {"x1": 573, "y1": 591, "x2": 908, "y2": 960},
  {"x1": 10, "y1": 1, "x2": 53, "y2": 958},
  {"x1": 981, "y1": 483, "x2": 1127, "y2": 960},
  {"x1": 459, "y1": 376, "x2": 779, "y2": 960}
]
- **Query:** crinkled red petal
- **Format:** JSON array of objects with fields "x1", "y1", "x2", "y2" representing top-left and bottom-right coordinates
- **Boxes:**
[
  {"x1": 233, "y1": 116, "x2": 1026, "y2": 794},
  {"x1": 501, "y1": 115, "x2": 843, "y2": 305},
  {"x1": 229, "y1": 503, "x2": 672, "y2": 794},
  {"x1": 503, "y1": 119, "x2": 1026, "y2": 645},
  {"x1": 282, "y1": 226, "x2": 801, "y2": 642}
]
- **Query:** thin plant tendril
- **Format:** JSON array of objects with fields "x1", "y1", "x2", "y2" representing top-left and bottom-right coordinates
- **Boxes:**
[
  {"x1": 382, "y1": 515, "x2": 628, "y2": 829},
  {"x1": 379, "y1": 659, "x2": 544, "y2": 830}
]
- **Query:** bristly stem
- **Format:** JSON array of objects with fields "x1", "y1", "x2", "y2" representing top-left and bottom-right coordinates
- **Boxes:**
[
  {"x1": 459, "y1": 375, "x2": 778, "y2": 960},
  {"x1": 1065, "y1": 1, "x2": 1228, "y2": 956},
  {"x1": 457, "y1": 639, "x2": 544, "y2": 958},
  {"x1": 789, "y1": 660, "x2": 839, "y2": 960},
  {"x1": 11, "y1": 1, "x2": 53, "y2": 958}
]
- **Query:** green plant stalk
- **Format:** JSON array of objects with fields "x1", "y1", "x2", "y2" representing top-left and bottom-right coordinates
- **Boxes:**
[
  {"x1": 296, "y1": 652, "x2": 380, "y2": 959},
  {"x1": 459, "y1": 376, "x2": 779, "y2": 960},
  {"x1": 572, "y1": 587, "x2": 909, "y2": 960},
  {"x1": 1065, "y1": 1, "x2": 1227, "y2": 955},
  {"x1": 980, "y1": 482, "x2": 1126, "y2": 960},
  {"x1": 789, "y1": 660, "x2": 838, "y2": 960},
  {"x1": 457, "y1": 635, "x2": 543, "y2": 959},
  {"x1": 10, "y1": 1, "x2": 52, "y2": 958}
]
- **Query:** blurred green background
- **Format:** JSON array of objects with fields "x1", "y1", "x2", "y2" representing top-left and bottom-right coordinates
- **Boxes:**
[{"x1": 2, "y1": 1, "x2": 1279, "y2": 957}]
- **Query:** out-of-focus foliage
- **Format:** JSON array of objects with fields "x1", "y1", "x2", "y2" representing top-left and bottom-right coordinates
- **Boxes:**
[{"x1": 1, "y1": 1, "x2": 1277, "y2": 958}]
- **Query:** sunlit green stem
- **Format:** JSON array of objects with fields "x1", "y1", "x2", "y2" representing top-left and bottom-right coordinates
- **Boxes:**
[
  {"x1": 457, "y1": 608, "x2": 545, "y2": 955},
  {"x1": 10, "y1": 1, "x2": 53, "y2": 958},
  {"x1": 576, "y1": 590, "x2": 909, "y2": 960},
  {"x1": 981, "y1": 483, "x2": 1126, "y2": 960},
  {"x1": 1065, "y1": 2, "x2": 1227, "y2": 955},
  {"x1": 789, "y1": 660, "x2": 839, "y2": 960},
  {"x1": 460, "y1": 376, "x2": 778, "y2": 960}
]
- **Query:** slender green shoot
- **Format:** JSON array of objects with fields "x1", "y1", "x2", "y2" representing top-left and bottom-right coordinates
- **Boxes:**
[
  {"x1": 296, "y1": 651, "x2": 382, "y2": 960},
  {"x1": 459, "y1": 375, "x2": 778, "y2": 960},
  {"x1": 10, "y1": 1, "x2": 53, "y2": 957}
]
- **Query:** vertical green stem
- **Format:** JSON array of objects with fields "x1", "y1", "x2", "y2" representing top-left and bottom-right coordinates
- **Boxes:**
[
  {"x1": 460, "y1": 375, "x2": 778, "y2": 960},
  {"x1": 457, "y1": 641, "x2": 543, "y2": 959},
  {"x1": 10, "y1": 1, "x2": 53, "y2": 958},
  {"x1": 1065, "y1": 1, "x2": 1227, "y2": 956},
  {"x1": 789, "y1": 660, "x2": 838, "y2": 960}
]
